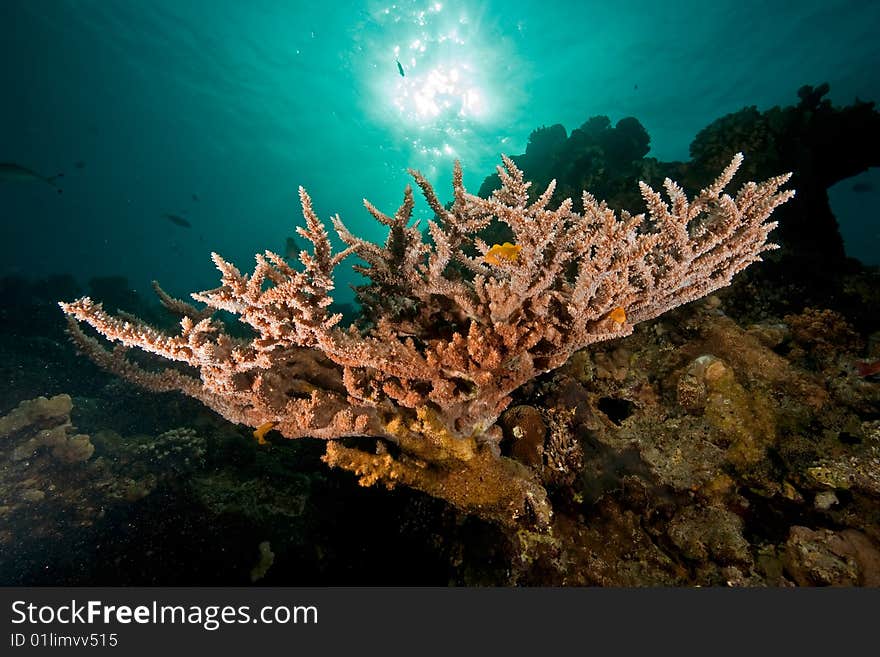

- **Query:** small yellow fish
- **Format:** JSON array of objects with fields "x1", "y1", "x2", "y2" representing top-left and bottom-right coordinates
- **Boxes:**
[
  {"x1": 607, "y1": 306, "x2": 627, "y2": 325},
  {"x1": 253, "y1": 421, "x2": 276, "y2": 445},
  {"x1": 484, "y1": 242, "x2": 522, "y2": 266}
]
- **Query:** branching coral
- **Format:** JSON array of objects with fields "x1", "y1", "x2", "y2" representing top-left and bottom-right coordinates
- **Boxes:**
[{"x1": 59, "y1": 155, "x2": 793, "y2": 527}]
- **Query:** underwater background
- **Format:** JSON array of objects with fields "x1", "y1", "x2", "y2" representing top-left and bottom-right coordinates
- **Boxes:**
[
  {"x1": 1, "y1": 0, "x2": 880, "y2": 585},
  {"x1": 3, "y1": 0, "x2": 879, "y2": 295}
]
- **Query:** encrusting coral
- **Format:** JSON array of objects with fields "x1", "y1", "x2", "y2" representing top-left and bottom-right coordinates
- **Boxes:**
[{"x1": 59, "y1": 155, "x2": 793, "y2": 527}]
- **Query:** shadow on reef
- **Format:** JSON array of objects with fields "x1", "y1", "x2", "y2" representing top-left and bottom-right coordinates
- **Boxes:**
[{"x1": 2, "y1": 83, "x2": 879, "y2": 585}]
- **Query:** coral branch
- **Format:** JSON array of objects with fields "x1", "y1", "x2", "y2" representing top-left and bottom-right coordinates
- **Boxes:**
[{"x1": 59, "y1": 155, "x2": 792, "y2": 527}]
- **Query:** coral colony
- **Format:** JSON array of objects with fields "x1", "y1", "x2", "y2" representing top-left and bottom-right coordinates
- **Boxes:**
[{"x1": 60, "y1": 155, "x2": 793, "y2": 527}]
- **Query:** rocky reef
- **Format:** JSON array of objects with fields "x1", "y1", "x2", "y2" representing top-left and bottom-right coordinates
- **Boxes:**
[{"x1": 489, "y1": 298, "x2": 880, "y2": 585}]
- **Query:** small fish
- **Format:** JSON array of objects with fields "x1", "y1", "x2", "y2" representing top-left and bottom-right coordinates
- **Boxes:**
[
  {"x1": 191, "y1": 193, "x2": 199, "y2": 202},
  {"x1": 484, "y1": 242, "x2": 521, "y2": 266},
  {"x1": 0, "y1": 162, "x2": 64, "y2": 193},
  {"x1": 74, "y1": 161, "x2": 86, "y2": 169},
  {"x1": 852, "y1": 182, "x2": 873, "y2": 193},
  {"x1": 163, "y1": 213, "x2": 192, "y2": 228},
  {"x1": 396, "y1": 59, "x2": 405, "y2": 77},
  {"x1": 253, "y1": 421, "x2": 276, "y2": 445},
  {"x1": 607, "y1": 306, "x2": 627, "y2": 325},
  {"x1": 285, "y1": 236, "x2": 302, "y2": 259}
]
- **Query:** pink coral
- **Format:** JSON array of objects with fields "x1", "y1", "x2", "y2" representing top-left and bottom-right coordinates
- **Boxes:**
[{"x1": 60, "y1": 155, "x2": 793, "y2": 526}]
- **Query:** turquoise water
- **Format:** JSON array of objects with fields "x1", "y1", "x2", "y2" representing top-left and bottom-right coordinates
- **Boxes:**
[{"x1": 2, "y1": 0, "x2": 878, "y2": 302}]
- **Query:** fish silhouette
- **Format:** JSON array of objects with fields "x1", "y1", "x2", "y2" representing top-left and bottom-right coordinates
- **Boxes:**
[
  {"x1": 0, "y1": 162, "x2": 64, "y2": 193},
  {"x1": 163, "y1": 213, "x2": 192, "y2": 228},
  {"x1": 285, "y1": 235, "x2": 302, "y2": 259}
]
